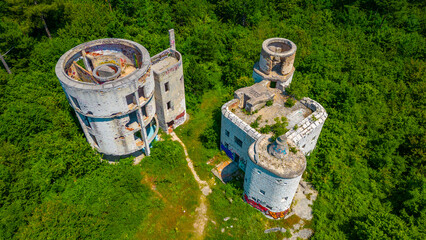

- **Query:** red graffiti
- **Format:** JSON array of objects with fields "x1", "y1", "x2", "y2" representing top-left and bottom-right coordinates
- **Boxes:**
[
  {"x1": 244, "y1": 194, "x2": 268, "y2": 213},
  {"x1": 175, "y1": 110, "x2": 185, "y2": 120},
  {"x1": 244, "y1": 194, "x2": 289, "y2": 219}
]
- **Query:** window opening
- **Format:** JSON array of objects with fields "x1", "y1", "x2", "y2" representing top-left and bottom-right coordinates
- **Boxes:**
[
  {"x1": 234, "y1": 153, "x2": 240, "y2": 163},
  {"x1": 225, "y1": 130, "x2": 230, "y2": 137},
  {"x1": 260, "y1": 190, "x2": 265, "y2": 195},
  {"x1": 89, "y1": 133, "x2": 98, "y2": 147},
  {"x1": 70, "y1": 95, "x2": 81, "y2": 109},
  {"x1": 138, "y1": 86, "x2": 145, "y2": 99},
  {"x1": 167, "y1": 101, "x2": 172, "y2": 110},
  {"x1": 165, "y1": 82, "x2": 170, "y2": 92},
  {"x1": 142, "y1": 105, "x2": 147, "y2": 118},
  {"x1": 126, "y1": 93, "x2": 137, "y2": 109},
  {"x1": 234, "y1": 136, "x2": 243, "y2": 147}
]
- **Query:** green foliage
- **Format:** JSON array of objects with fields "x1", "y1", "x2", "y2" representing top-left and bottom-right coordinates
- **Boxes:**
[
  {"x1": 260, "y1": 117, "x2": 289, "y2": 141},
  {"x1": 144, "y1": 139, "x2": 186, "y2": 170},
  {"x1": 0, "y1": 0, "x2": 424, "y2": 238},
  {"x1": 250, "y1": 116, "x2": 262, "y2": 129},
  {"x1": 285, "y1": 97, "x2": 295, "y2": 108},
  {"x1": 289, "y1": 146, "x2": 298, "y2": 154},
  {"x1": 266, "y1": 99, "x2": 273, "y2": 106}
]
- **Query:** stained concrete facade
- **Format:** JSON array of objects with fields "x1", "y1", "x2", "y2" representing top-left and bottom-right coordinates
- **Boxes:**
[
  {"x1": 56, "y1": 31, "x2": 186, "y2": 158},
  {"x1": 220, "y1": 37, "x2": 327, "y2": 219},
  {"x1": 253, "y1": 38, "x2": 297, "y2": 91},
  {"x1": 152, "y1": 49, "x2": 186, "y2": 132}
]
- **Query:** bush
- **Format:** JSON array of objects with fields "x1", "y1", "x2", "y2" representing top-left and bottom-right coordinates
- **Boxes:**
[{"x1": 285, "y1": 98, "x2": 295, "y2": 108}]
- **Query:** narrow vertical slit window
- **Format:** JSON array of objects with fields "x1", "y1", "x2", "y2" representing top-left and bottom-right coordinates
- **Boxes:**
[
  {"x1": 70, "y1": 95, "x2": 80, "y2": 109},
  {"x1": 234, "y1": 136, "x2": 243, "y2": 147},
  {"x1": 142, "y1": 105, "x2": 147, "y2": 118},
  {"x1": 165, "y1": 82, "x2": 170, "y2": 92},
  {"x1": 167, "y1": 101, "x2": 171, "y2": 110},
  {"x1": 138, "y1": 86, "x2": 145, "y2": 99},
  {"x1": 89, "y1": 133, "x2": 98, "y2": 147}
]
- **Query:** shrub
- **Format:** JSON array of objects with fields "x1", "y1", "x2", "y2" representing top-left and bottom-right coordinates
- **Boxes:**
[
  {"x1": 285, "y1": 98, "x2": 295, "y2": 108},
  {"x1": 266, "y1": 100, "x2": 273, "y2": 106}
]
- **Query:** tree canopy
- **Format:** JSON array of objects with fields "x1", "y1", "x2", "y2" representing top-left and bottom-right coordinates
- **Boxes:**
[{"x1": 0, "y1": 0, "x2": 424, "y2": 239}]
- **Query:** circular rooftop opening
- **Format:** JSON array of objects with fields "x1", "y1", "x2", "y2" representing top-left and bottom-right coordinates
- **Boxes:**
[
  {"x1": 93, "y1": 63, "x2": 121, "y2": 82},
  {"x1": 262, "y1": 38, "x2": 297, "y2": 57},
  {"x1": 57, "y1": 39, "x2": 150, "y2": 87}
]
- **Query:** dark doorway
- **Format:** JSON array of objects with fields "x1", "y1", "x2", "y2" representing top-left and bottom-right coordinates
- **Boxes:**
[{"x1": 234, "y1": 153, "x2": 240, "y2": 163}]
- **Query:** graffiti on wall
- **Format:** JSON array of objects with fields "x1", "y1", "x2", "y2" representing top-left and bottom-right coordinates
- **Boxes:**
[
  {"x1": 161, "y1": 61, "x2": 181, "y2": 76},
  {"x1": 174, "y1": 110, "x2": 186, "y2": 127},
  {"x1": 220, "y1": 143, "x2": 234, "y2": 160},
  {"x1": 244, "y1": 194, "x2": 289, "y2": 219}
]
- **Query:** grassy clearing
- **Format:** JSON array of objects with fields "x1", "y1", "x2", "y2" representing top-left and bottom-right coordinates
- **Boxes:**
[
  {"x1": 174, "y1": 87, "x2": 231, "y2": 180},
  {"x1": 134, "y1": 137, "x2": 199, "y2": 240}
]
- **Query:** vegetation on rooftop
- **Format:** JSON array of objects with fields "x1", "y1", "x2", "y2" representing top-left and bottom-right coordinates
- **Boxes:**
[{"x1": 0, "y1": 0, "x2": 424, "y2": 239}]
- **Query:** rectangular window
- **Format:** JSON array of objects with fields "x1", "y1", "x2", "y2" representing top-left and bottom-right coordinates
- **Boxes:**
[
  {"x1": 167, "y1": 101, "x2": 172, "y2": 110},
  {"x1": 234, "y1": 136, "x2": 243, "y2": 147},
  {"x1": 266, "y1": 205, "x2": 272, "y2": 210},
  {"x1": 260, "y1": 190, "x2": 265, "y2": 195},
  {"x1": 126, "y1": 93, "x2": 137, "y2": 109},
  {"x1": 257, "y1": 170, "x2": 261, "y2": 174},
  {"x1": 142, "y1": 105, "x2": 147, "y2": 118},
  {"x1": 165, "y1": 82, "x2": 170, "y2": 92},
  {"x1": 225, "y1": 130, "x2": 230, "y2": 137},
  {"x1": 89, "y1": 133, "x2": 98, "y2": 147},
  {"x1": 224, "y1": 143, "x2": 229, "y2": 149},
  {"x1": 138, "y1": 86, "x2": 145, "y2": 98}
]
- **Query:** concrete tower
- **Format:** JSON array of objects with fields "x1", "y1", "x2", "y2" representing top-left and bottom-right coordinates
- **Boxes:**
[
  {"x1": 219, "y1": 37, "x2": 327, "y2": 219},
  {"x1": 253, "y1": 38, "x2": 297, "y2": 91},
  {"x1": 151, "y1": 29, "x2": 187, "y2": 133},
  {"x1": 244, "y1": 136, "x2": 306, "y2": 219},
  {"x1": 56, "y1": 39, "x2": 157, "y2": 157}
]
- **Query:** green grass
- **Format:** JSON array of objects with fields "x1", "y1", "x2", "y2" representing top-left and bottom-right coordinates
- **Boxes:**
[
  {"x1": 174, "y1": 87, "x2": 230, "y2": 180},
  {"x1": 134, "y1": 137, "x2": 199, "y2": 240}
]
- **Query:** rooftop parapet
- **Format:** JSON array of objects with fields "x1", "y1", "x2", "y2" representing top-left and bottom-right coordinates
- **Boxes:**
[
  {"x1": 56, "y1": 38, "x2": 151, "y2": 89},
  {"x1": 249, "y1": 135, "x2": 306, "y2": 178},
  {"x1": 253, "y1": 38, "x2": 297, "y2": 84}
]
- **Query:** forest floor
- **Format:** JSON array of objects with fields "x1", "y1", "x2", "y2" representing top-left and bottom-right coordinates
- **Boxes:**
[{"x1": 170, "y1": 131, "x2": 212, "y2": 239}]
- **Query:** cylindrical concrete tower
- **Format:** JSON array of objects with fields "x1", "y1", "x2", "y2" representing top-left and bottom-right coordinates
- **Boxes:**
[
  {"x1": 253, "y1": 38, "x2": 297, "y2": 91},
  {"x1": 55, "y1": 39, "x2": 158, "y2": 157},
  {"x1": 244, "y1": 135, "x2": 306, "y2": 219}
]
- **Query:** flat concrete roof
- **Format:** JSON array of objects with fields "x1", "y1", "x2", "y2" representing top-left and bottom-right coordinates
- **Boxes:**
[
  {"x1": 250, "y1": 136, "x2": 306, "y2": 178},
  {"x1": 151, "y1": 55, "x2": 179, "y2": 73},
  {"x1": 230, "y1": 87, "x2": 312, "y2": 130}
]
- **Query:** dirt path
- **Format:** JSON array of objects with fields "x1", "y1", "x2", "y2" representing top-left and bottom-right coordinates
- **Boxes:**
[{"x1": 170, "y1": 132, "x2": 211, "y2": 239}]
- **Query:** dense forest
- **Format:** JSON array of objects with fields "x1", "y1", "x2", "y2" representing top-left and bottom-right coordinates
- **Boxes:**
[{"x1": 0, "y1": 0, "x2": 424, "y2": 239}]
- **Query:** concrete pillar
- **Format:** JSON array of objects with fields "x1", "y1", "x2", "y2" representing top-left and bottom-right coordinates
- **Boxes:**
[
  {"x1": 169, "y1": 29, "x2": 175, "y2": 50},
  {"x1": 135, "y1": 85, "x2": 150, "y2": 156}
]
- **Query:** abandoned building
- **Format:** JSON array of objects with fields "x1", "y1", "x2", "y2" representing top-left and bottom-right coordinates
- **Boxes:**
[
  {"x1": 55, "y1": 30, "x2": 186, "y2": 157},
  {"x1": 220, "y1": 38, "x2": 327, "y2": 219}
]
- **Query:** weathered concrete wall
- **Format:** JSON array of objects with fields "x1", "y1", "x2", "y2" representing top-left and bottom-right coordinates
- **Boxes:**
[
  {"x1": 152, "y1": 49, "x2": 186, "y2": 132},
  {"x1": 259, "y1": 38, "x2": 297, "y2": 75},
  {"x1": 244, "y1": 154, "x2": 302, "y2": 218},
  {"x1": 285, "y1": 98, "x2": 328, "y2": 155},
  {"x1": 56, "y1": 38, "x2": 158, "y2": 156},
  {"x1": 220, "y1": 99, "x2": 261, "y2": 170}
]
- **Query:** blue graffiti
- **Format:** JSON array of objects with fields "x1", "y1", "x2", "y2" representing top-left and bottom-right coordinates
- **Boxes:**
[
  {"x1": 273, "y1": 144, "x2": 287, "y2": 155},
  {"x1": 220, "y1": 143, "x2": 234, "y2": 160}
]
